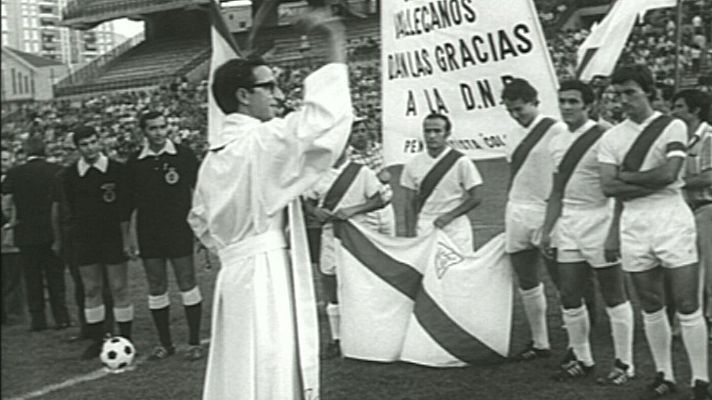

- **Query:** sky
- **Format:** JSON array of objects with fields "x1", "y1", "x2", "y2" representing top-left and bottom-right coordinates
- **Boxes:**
[{"x1": 112, "y1": 18, "x2": 143, "y2": 39}]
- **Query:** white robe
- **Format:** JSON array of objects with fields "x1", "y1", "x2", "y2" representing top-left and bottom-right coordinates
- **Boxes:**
[{"x1": 188, "y1": 63, "x2": 353, "y2": 400}]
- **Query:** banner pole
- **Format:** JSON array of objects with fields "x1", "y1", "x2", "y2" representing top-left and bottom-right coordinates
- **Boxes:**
[{"x1": 674, "y1": 0, "x2": 684, "y2": 93}]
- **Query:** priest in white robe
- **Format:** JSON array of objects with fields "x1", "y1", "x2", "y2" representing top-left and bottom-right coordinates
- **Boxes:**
[{"x1": 188, "y1": 12, "x2": 352, "y2": 400}]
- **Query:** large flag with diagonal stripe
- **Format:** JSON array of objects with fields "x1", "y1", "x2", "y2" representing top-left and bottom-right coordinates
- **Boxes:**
[
  {"x1": 207, "y1": 0, "x2": 242, "y2": 150},
  {"x1": 334, "y1": 221, "x2": 435, "y2": 362},
  {"x1": 401, "y1": 232, "x2": 513, "y2": 367},
  {"x1": 333, "y1": 221, "x2": 515, "y2": 367},
  {"x1": 576, "y1": 0, "x2": 677, "y2": 81}
]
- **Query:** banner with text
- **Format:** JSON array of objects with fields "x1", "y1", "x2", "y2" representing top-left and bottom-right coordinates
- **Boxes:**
[{"x1": 381, "y1": 0, "x2": 560, "y2": 165}]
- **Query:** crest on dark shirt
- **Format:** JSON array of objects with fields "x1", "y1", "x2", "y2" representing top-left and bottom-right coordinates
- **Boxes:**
[
  {"x1": 100, "y1": 183, "x2": 116, "y2": 203},
  {"x1": 165, "y1": 167, "x2": 180, "y2": 185}
]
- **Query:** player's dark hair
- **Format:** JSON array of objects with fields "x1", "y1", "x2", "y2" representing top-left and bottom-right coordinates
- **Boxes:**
[
  {"x1": 559, "y1": 80, "x2": 595, "y2": 105},
  {"x1": 672, "y1": 89, "x2": 712, "y2": 123},
  {"x1": 351, "y1": 118, "x2": 376, "y2": 140},
  {"x1": 72, "y1": 125, "x2": 97, "y2": 147},
  {"x1": 501, "y1": 78, "x2": 539, "y2": 104},
  {"x1": 423, "y1": 113, "x2": 452, "y2": 133},
  {"x1": 610, "y1": 64, "x2": 656, "y2": 100},
  {"x1": 23, "y1": 135, "x2": 45, "y2": 157},
  {"x1": 212, "y1": 56, "x2": 269, "y2": 114},
  {"x1": 139, "y1": 110, "x2": 164, "y2": 130}
]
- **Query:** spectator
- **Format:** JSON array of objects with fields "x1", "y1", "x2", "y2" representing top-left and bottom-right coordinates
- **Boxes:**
[
  {"x1": 2, "y1": 136, "x2": 70, "y2": 332},
  {"x1": 1, "y1": 147, "x2": 25, "y2": 326}
]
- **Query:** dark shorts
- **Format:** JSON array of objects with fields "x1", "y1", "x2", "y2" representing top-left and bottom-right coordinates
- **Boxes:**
[
  {"x1": 74, "y1": 238, "x2": 127, "y2": 266},
  {"x1": 137, "y1": 222, "x2": 194, "y2": 259}
]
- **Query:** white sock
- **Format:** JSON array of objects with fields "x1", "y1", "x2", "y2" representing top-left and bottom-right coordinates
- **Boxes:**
[
  {"x1": 148, "y1": 293, "x2": 170, "y2": 310},
  {"x1": 326, "y1": 303, "x2": 340, "y2": 341},
  {"x1": 181, "y1": 286, "x2": 203, "y2": 306},
  {"x1": 85, "y1": 305, "x2": 106, "y2": 324},
  {"x1": 519, "y1": 284, "x2": 549, "y2": 350},
  {"x1": 606, "y1": 301, "x2": 635, "y2": 374},
  {"x1": 643, "y1": 308, "x2": 674, "y2": 382},
  {"x1": 563, "y1": 305, "x2": 594, "y2": 366},
  {"x1": 678, "y1": 309, "x2": 710, "y2": 385},
  {"x1": 113, "y1": 305, "x2": 134, "y2": 322},
  {"x1": 561, "y1": 307, "x2": 571, "y2": 347}
]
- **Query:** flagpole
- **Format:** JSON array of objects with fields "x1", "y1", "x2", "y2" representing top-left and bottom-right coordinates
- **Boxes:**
[{"x1": 673, "y1": 0, "x2": 683, "y2": 92}]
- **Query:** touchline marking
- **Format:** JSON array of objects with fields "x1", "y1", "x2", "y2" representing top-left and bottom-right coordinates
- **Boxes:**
[
  {"x1": 6, "y1": 338, "x2": 211, "y2": 400},
  {"x1": 6, "y1": 369, "x2": 110, "y2": 400}
]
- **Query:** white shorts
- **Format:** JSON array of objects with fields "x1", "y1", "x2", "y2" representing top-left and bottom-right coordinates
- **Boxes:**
[
  {"x1": 621, "y1": 199, "x2": 698, "y2": 273},
  {"x1": 505, "y1": 202, "x2": 546, "y2": 253},
  {"x1": 364, "y1": 205, "x2": 395, "y2": 237},
  {"x1": 418, "y1": 214, "x2": 473, "y2": 253},
  {"x1": 557, "y1": 205, "x2": 618, "y2": 268}
]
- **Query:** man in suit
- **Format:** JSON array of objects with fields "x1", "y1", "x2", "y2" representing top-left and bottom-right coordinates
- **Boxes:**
[{"x1": 2, "y1": 136, "x2": 70, "y2": 331}]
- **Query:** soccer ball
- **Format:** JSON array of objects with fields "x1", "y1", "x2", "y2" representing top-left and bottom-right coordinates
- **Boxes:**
[{"x1": 100, "y1": 336, "x2": 135, "y2": 372}]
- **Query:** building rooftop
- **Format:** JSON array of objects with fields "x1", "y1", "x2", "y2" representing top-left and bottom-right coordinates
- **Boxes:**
[{"x1": 4, "y1": 47, "x2": 64, "y2": 68}]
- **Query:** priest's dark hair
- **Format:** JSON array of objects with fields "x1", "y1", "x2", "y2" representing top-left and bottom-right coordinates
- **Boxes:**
[{"x1": 212, "y1": 56, "x2": 269, "y2": 114}]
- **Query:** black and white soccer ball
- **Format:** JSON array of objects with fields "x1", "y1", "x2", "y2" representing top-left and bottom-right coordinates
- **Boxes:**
[{"x1": 100, "y1": 336, "x2": 135, "y2": 371}]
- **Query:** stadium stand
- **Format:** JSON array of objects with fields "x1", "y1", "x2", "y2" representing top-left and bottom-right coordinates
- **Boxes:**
[
  {"x1": 56, "y1": 38, "x2": 210, "y2": 97},
  {"x1": 2, "y1": 0, "x2": 711, "y2": 171},
  {"x1": 61, "y1": 0, "x2": 210, "y2": 27}
]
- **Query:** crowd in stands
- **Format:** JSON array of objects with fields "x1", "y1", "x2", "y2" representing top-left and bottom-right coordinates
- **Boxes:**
[
  {"x1": 547, "y1": 1, "x2": 711, "y2": 81},
  {"x1": 1, "y1": 78, "x2": 210, "y2": 167},
  {"x1": 2, "y1": 1, "x2": 712, "y2": 171},
  {"x1": 620, "y1": 5, "x2": 710, "y2": 84},
  {"x1": 347, "y1": 36, "x2": 379, "y2": 61}
]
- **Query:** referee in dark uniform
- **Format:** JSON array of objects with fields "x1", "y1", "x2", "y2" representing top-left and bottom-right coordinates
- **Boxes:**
[
  {"x1": 127, "y1": 111, "x2": 203, "y2": 361},
  {"x1": 60, "y1": 126, "x2": 134, "y2": 359},
  {"x1": 53, "y1": 144, "x2": 115, "y2": 342}
]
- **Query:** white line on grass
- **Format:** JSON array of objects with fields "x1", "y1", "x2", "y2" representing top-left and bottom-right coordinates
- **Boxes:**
[
  {"x1": 6, "y1": 368, "x2": 110, "y2": 400},
  {"x1": 7, "y1": 338, "x2": 211, "y2": 400}
]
